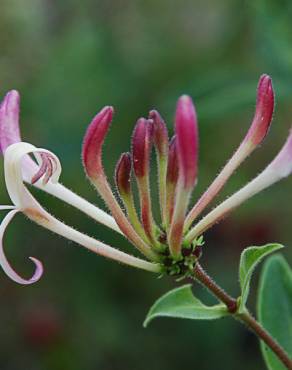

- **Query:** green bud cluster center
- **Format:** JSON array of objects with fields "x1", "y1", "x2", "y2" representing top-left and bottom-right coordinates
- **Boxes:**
[{"x1": 159, "y1": 236, "x2": 204, "y2": 278}]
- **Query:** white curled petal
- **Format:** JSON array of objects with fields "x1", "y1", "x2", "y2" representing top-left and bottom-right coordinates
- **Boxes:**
[
  {"x1": 4, "y1": 142, "x2": 61, "y2": 208},
  {"x1": 5, "y1": 142, "x2": 120, "y2": 233},
  {"x1": 0, "y1": 206, "x2": 16, "y2": 210},
  {"x1": 0, "y1": 209, "x2": 43, "y2": 284}
]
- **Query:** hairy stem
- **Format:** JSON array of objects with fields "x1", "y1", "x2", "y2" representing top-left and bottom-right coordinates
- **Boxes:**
[{"x1": 192, "y1": 263, "x2": 292, "y2": 369}]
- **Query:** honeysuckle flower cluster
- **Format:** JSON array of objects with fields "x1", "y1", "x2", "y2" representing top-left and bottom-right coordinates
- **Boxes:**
[{"x1": 1, "y1": 74, "x2": 292, "y2": 285}]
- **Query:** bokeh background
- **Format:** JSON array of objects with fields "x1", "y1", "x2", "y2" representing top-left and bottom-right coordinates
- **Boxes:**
[{"x1": 1, "y1": 0, "x2": 292, "y2": 369}]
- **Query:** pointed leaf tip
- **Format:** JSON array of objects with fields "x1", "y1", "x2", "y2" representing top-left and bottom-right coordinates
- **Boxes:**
[
  {"x1": 238, "y1": 243, "x2": 284, "y2": 312},
  {"x1": 144, "y1": 284, "x2": 227, "y2": 327}
]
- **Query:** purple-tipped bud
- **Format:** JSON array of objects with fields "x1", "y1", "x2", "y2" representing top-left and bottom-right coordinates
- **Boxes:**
[
  {"x1": 149, "y1": 110, "x2": 168, "y2": 157},
  {"x1": 245, "y1": 74, "x2": 274, "y2": 146},
  {"x1": 175, "y1": 95, "x2": 199, "y2": 189},
  {"x1": 82, "y1": 106, "x2": 114, "y2": 179},
  {"x1": 132, "y1": 118, "x2": 153, "y2": 178},
  {"x1": 0, "y1": 90, "x2": 21, "y2": 154},
  {"x1": 115, "y1": 152, "x2": 132, "y2": 195},
  {"x1": 167, "y1": 136, "x2": 179, "y2": 184}
]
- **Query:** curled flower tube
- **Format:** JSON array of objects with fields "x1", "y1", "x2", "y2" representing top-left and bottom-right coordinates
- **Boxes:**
[{"x1": 0, "y1": 142, "x2": 160, "y2": 284}]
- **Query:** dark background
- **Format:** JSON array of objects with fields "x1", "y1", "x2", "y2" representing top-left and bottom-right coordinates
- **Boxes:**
[{"x1": 0, "y1": 0, "x2": 292, "y2": 369}]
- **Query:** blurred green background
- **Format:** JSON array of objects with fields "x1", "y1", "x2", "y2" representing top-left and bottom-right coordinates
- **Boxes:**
[{"x1": 1, "y1": 0, "x2": 292, "y2": 369}]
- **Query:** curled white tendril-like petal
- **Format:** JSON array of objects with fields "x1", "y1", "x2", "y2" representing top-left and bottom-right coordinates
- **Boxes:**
[{"x1": 0, "y1": 142, "x2": 160, "y2": 284}]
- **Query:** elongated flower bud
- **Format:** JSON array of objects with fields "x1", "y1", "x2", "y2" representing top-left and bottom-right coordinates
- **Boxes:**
[
  {"x1": 166, "y1": 136, "x2": 179, "y2": 226},
  {"x1": 149, "y1": 110, "x2": 168, "y2": 157},
  {"x1": 0, "y1": 90, "x2": 21, "y2": 153},
  {"x1": 149, "y1": 110, "x2": 169, "y2": 225},
  {"x1": 82, "y1": 106, "x2": 114, "y2": 179},
  {"x1": 132, "y1": 118, "x2": 153, "y2": 178},
  {"x1": 132, "y1": 118, "x2": 159, "y2": 246},
  {"x1": 115, "y1": 152, "x2": 149, "y2": 243},
  {"x1": 175, "y1": 95, "x2": 198, "y2": 190},
  {"x1": 244, "y1": 74, "x2": 274, "y2": 146},
  {"x1": 185, "y1": 129, "x2": 292, "y2": 243},
  {"x1": 168, "y1": 96, "x2": 198, "y2": 257},
  {"x1": 184, "y1": 75, "x2": 274, "y2": 230},
  {"x1": 115, "y1": 152, "x2": 132, "y2": 196},
  {"x1": 167, "y1": 136, "x2": 179, "y2": 185},
  {"x1": 82, "y1": 109, "x2": 157, "y2": 261}
]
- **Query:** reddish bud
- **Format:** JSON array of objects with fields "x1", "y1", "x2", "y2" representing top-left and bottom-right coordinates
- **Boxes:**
[
  {"x1": 245, "y1": 74, "x2": 274, "y2": 146},
  {"x1": 167, "y1": 136, "x2": 179, "y2": 184},
  {"x1": 175, "y1": 95, "x2": 198, "y2": 189},
  {"x1": 149, "y1": 110, "x2": 168, "y2": 157},
  {"x1": 82, "y1": 106, "x2": 114, "y2": 178},
  {"x1": 115, "y1": 152, "x2": 132, "y2": 195},
  {"x1": 0, "y1": 90, "x2": 21, "y2": 154},
  {"x1": 132, "y1": 118, "x2": 153, "y2": 178}
]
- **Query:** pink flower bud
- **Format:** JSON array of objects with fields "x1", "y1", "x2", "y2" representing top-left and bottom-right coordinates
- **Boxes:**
[
  {"x1": 167, "y1": 136, "x2": 179, "y2": 185},
  {"x1": 82, "y1": 106, "x2": 114, "y2": 179},
  {"x1": 149, "y1": 110, "x2": 168, "y2": 157},
  {"x1": 132, "y1": 118, "x2": 153, "y2": 178},
  {"x1": 115, "y1": 152, "x2": 132, "y2": 195},
  {"x1": 175, "y1": 95, "x2": 198, "y2": 189},
  {"x1": 245, "y1": 74, "x2": 274, "y2": 146},
  {"x1": 0, "y1": 90, "x2": 21, "y2": 153}
]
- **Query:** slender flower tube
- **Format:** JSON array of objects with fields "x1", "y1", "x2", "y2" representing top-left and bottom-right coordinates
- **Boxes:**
[
  {"x1": 168, "y1": 96, "x2": 198, "y2": 258},
  {"x1": 149, "y1": 110, "x2": 169, "y2": 226},
  {"x1": 185, "y1": 129, "x2": 292, "y2": 243},
  {"x1": 82, "y1": 108, "x2": 158, "y2": 260},
  {"x1": 132, "y1": 118, "x2": 159, "y2": 247},
  {"x1": 0, "y1": 142, "x2": 160, "y2": 284},
  {"x1": 115, "y1": 152, "x2": 149, "y2": 243},
  {"x1": 165, "y1": 136, "x2": 179, "y2": 227},
  {"x1": 184, "y1": 74, "x2": 274, "y2": 230},
  {"x1": 0, "y1": 90, "x2": 120, "y2": 233}
]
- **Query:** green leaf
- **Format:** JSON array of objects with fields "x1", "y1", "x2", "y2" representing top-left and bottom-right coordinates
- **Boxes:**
[
  {"x1": 144, "y1": 284, "x2": 228, "y2": 327},
  {"x1": 257, "y1": 255, "x2": 292, "y2": 370},
  {"x1": 238, "y1": 243, "x2": 284, "y2": 312}
]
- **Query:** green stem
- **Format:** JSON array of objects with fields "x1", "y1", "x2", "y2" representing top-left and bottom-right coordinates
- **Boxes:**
[{"x1": 193, "y1": 263, "x2": 292, "y2": 370}]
